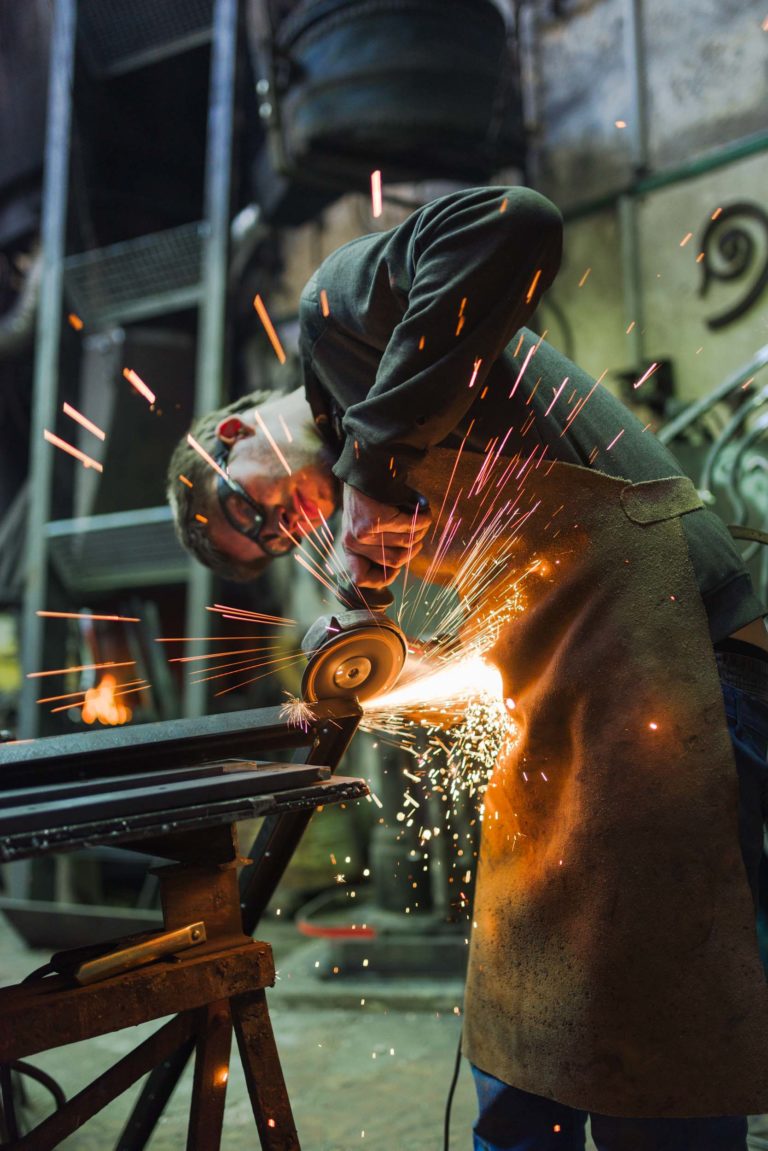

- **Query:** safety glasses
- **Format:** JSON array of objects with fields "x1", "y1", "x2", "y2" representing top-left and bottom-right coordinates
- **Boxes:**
[{"x1": 213, "y1": 447, "x2": 295, "y2": 557}]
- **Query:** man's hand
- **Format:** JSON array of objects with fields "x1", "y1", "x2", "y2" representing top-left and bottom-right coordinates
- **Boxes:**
[{"x1": 341, "y1": 484, "x2": 432, "y2": 588}]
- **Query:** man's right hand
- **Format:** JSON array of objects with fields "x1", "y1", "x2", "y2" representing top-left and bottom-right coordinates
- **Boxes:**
[{"x1": 340, "y1": 484, "x2": 432, "y2": 588}]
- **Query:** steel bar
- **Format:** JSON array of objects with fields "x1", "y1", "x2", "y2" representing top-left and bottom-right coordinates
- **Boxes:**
[
  {"x1": 0, "y1": 942, "x2": 273, "y2": 1061},
  {"x1": 0, "y1": 699, "x2": 361, "y2": 787}
]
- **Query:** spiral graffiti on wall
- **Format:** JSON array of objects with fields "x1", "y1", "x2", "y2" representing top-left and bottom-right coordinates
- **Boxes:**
[{"x1": 698, "y1": 201, "x2": 768, "y2": 330}]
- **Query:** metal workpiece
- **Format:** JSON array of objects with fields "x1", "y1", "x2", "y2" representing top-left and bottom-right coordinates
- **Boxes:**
[{"x1": 0, "y1": 696, "x2": 367, "y2": 869}]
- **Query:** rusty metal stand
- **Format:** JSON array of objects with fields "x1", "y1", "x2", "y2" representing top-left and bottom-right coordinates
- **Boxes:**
[
  {"x1": 0, "y1": 700, "x2": 365, "y2": 1148},
  {"x1": 0, "y1": 825, "x2": 300, "y2": 1150}
]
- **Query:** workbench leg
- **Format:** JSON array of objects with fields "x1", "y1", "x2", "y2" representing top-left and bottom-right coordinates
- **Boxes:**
[
  {"x1": 231, "y1": 989, "x2": 300, "y2": 1151},
  {"x1": 186, "y1": 1001, "x2": 232, "y2": 1151},
  {"x1": 8, "y1": 1011, "x2": 197, "y2": 1151}
]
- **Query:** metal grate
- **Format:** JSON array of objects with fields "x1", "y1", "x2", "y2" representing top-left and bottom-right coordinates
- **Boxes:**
[
  {"x1": 46, "y1": 507, "x2": 190, "y2": 593},
  {"x1": 63, "y1": 223, "x2": 207, "y2": 328},
  {"x1": 78, "y1": 0, "x2": 214, "y2": 76}
]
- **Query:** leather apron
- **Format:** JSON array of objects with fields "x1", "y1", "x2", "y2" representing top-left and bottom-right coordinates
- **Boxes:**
[{"x1": 409, "y1": 450, "x2": 768, "y2": 1117}]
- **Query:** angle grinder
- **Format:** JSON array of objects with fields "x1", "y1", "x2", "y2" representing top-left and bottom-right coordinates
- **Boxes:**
[{"x1": 300, "y1": 583, "x2": 407, "y2": 704}]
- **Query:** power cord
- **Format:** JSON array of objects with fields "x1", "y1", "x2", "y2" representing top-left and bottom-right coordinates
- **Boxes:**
[
  {"x1": 0, "y1": 1060, "x2": 67, "y2": 1141},
  {"x1": 443, "y1": 1026, "x2": 464, "y2": 1151}
]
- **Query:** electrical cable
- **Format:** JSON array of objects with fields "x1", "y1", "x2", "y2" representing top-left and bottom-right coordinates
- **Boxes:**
[
  {"x1": 21, "y1": 962, "x2": 55, "y2": 983},
  {"x1": 0, "y1": 1064, "x2": 20, "y2": 1142},
  {"x1": 443, "y1": 1026, "x2": 464, "y2": 1151},
  {"x1": 7, "y1": 1062, "x2": 66, "y2": 1111},
  {"x1": 0, "y1": 1058, "x2": 67, "y2": 1143}
]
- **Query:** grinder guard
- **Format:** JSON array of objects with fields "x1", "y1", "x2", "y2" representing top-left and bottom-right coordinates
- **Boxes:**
[{"x1": 301, "y1": 607, "x2": 407, "y2": 703}]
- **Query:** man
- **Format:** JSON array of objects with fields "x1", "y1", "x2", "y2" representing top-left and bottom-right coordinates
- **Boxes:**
[{"x1": 169, "y1": 186, "x2": 768, "y2": 1150}]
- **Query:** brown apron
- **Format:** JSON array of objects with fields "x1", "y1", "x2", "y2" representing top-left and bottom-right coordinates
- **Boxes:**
[{"x1": 409, "y1": 450, "x2": 768, "y2": 1117}]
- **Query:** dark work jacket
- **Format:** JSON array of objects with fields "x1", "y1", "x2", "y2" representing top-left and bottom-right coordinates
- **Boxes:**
[{"x1": 298, "y1": 185, "x2": 763, "y2": 641}]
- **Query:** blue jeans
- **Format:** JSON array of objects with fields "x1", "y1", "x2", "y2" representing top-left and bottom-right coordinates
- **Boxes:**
[
  {"x1": 471, "y1": 651, "x2": 768, "y2": 1151},
  {"x1": 470, "y1": 1071, "x2": 748, "y2": 1150}
]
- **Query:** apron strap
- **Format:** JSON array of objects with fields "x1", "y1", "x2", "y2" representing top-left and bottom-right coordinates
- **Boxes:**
[{"x1": 620, "y1": 476, "x2": 703, "y2": 525}]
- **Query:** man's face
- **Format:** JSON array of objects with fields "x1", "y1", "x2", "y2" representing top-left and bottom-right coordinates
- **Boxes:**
[{"x1": 208, "y1": 423, "x2": 339, "y2": 565}]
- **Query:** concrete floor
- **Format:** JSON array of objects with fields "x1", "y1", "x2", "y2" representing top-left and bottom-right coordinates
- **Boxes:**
[{"x1": 3, "y1": 918, "x2": 768, "y2": 1150}]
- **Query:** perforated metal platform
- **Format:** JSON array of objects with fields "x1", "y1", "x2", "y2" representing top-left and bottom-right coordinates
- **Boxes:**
[
  {"x1": 46, "y1": 506, "x2": 189, "y2": 592},
  {"x1": 78, "y1": 0, "x2": 214, "y2": 76},
  {"x1": 63, "y1": 222, "x2": 207, "y2": 327}
]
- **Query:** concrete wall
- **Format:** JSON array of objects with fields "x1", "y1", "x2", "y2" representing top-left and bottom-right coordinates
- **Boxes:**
[{"x1": 530, "y1": 0, "x2": 768, "y2": 408}]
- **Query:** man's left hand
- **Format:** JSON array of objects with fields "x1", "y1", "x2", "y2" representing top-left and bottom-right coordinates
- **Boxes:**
[{"x1": 340, "y1": 484, "x2": 432, "y2": 588}]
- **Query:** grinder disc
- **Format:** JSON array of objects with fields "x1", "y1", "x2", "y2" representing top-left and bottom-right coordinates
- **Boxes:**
[{"x1": 301, "y1": 622, "x2": 406, "y2": 703}]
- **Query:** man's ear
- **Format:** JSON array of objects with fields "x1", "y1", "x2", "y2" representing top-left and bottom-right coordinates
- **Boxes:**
[{"x1": 216, "y1": 416, "x2": 254, "y2": 446}]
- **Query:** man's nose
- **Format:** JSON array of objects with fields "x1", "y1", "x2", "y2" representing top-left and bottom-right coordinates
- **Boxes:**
[{"x1": 262, "y1": 504, "x2": 296, "y2": 544}]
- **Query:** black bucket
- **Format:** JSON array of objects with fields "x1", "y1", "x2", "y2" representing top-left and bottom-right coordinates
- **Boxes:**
[{"x1": 270, "y1": 0, "x2": 525, "y2": 186}]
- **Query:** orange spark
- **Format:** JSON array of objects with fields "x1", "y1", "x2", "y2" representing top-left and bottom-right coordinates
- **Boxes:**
[
  {"x1": 679, "y1": 232, "x2": 693, "y2": 247},
  {"x1": 179, "y1": 473, "x2": 193, "y2": 487},
  {"x1": 38, "y1": 677, "x2": 146, "y2": 705},
  {"x1": 278, "y1": 413, "x2": 294, "y2": 443},
  {"x1": 122, "y1": 367, "x2": 156, "y2": 404},
  {"x1": 36, "y1": 610, "x2": 140, "y2": 622},
  {"x1": 27, "y1": 660, "x2": 136, "y2": 679},
  {"x1": 67, "y1": 313, "x2": 84, "y2": 331},
  {"x1": 62, "y1": 402, "x2": 105, "y2": 441},
  {"x1": 370, "y1": 169, "x2": 383, "y2": 218},
  {"x1": 615, "y1": 119, "x2": 627, "y2": 128},
  {"x1": 525, "y1": 269, "x2": 542, "y2": 304},
  {"x1": 253, "y1": 409, "x2": 292, "y2": 475},
  {"x1": 633, "y1": 362, "x2": 659, "y2": 389},
  {"x1": 509, "y1": 343, "x2": 537, "y2": 399},
  {"x1": 626, "y1": 320, "x2": 636, "y2": 334},
  {"x1": 195, "y1": 513, "x2": 208, "y2": 524},
  {"x1": 711, "y1": 206, "x2": 723, "y2": 220},
  {"x1": 155, "y1": 635, "x2": 281, "y2": 641},
  {"x1": 544, "y1": 377, "x2": 568, "y2": 417},
  {"x1": 578, "y1": 267, "x2": 592, "y2": 287},
  {"x1": 168, "y1": 645, "x2": 283, "y2": 663},
  {"x1": 294, "y1": 550, "x2": 341, "y2": 596},
  {"x1": 499, "y1": 197, "x2": 508, "y2": 213},
  {"x1": 44, "y1": 430, "x2": 102, "y2": 472},
  {"x1": 207, "y1": 603, "x2": 296, "y2": 626},
  {"x1": 319, "y1": 288, "x2": 330, "y2": 317},
  {"x1": 253, "y1": 294, "x2": 287, "y2": 364},
  {"x1": 186, "y1": 433, "x2": 229, "y2": 480},
  {"x1": 606, "y1": 428, "x2": 625, "y2": 451},
  {"x1": 696, "y1": 252, "x2": 706, "y2": 263},
  {"x1": 468, "y1": 358, "x2": 483, "y2": 388}
]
